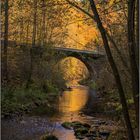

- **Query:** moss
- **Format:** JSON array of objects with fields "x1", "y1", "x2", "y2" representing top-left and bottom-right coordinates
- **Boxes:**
[
  {"x1": 40, "y1": 135, "x2": 58, "y2": 140},
  {"x1": 72, "y1": 121, "x2": 82, "y2": 126},
  {"x1": 61, "y1": 121, "x2": 84, "y2": 129},
  {"x1": 61, "y1": 122, "x2": 73, "y2": 129},
  {"x1": 62, "y1": 121, "x2": 90, "y2": 139},
  {"x1": 89, "y1": 81, "x2": 98, "y2": 89},
  {"x1": 1, "y1": 87, "x2": 56, "y2": 117},
  {"x1": 41, "y1": 80, "x2": 59, "y2": 93},
  {"x1": 74, "y1": 127, "x2": 89, "y2": 135}
]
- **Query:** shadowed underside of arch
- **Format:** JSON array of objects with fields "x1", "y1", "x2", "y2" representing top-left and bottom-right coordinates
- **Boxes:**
[
  {"x1": 65, "y1": 54, "x2": 94, "y2": 78},
  {"x1": 54, "y1": 50, "x2": 105, "y2": 80},
  {"x1": 29, "y1": 46, "x2": 105, "y2": 80},
  {"x1": 57, "y1": 55, "x2": 94, "y2": 80}
]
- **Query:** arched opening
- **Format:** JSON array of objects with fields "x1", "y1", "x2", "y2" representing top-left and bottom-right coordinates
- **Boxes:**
[{"x1": 57, "y1": 57, "x2": 90, "y2": 86}]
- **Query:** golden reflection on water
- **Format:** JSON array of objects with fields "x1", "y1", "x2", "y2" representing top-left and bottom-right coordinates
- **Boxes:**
[
  {"x1": 58, "y1": 87, "x2": 89, "y2": 113},
  {"x1": 52, "y1": 87, "x2": 91, "y2": 140}
]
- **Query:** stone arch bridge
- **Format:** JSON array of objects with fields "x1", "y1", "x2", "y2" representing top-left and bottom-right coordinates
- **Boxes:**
[
  {"x1": 29, "y1": 45, "x2": 106, "y2": 80},
  {"x1": 2, "y1": 40, "x2": 106, "y2": 80}
]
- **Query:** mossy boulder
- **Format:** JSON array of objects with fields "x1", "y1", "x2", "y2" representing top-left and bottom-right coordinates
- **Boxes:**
[
  {"x1": 61, "y1": 122, "x2": 73, "y2": 129},
  {"x1": 74, "y1": 127, "x2": 89, "y2": 135},
  {"x1": 62, "y1": 121, "x2": 93, "y2": 139},
  {"x1": 71, "y1": 121, "x2": 82, "y2": 126},
  {"x1": 71, "y1": 121, "x2": 83, "y2": 129},
  {"x1": 40, "y1": 135, "x2": 58, "y2": 140},
  {"x1": 62, "y1": 121, "x2": 86, "y2": 130},
  {"x1": 99, "y1": 131, "x2": 110, "y2": 138},
  {"x1": 83, "y1": 123, "x2": 91, "y2": 129}
]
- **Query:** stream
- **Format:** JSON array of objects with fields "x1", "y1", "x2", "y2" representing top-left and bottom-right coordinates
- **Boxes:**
[{"x1": 2, "y1": 86, "x2": 115, "y2": 140}]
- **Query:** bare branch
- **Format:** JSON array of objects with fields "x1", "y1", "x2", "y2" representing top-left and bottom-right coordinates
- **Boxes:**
[{"x1": 65, "y1": 0, "x2": 95, "y2": 20}]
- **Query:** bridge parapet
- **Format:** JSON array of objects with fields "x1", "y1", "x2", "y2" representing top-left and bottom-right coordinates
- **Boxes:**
[{"x1": 1, "y1": 40, "x2": 105, "y2": 58}]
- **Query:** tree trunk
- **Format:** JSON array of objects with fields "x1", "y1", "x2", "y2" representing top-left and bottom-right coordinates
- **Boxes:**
[
  {"x1": 26, "y1": 0, "x2": 37, "y2": 88},
  {"x1": 32, "y1": 0, "x2": 37, "y2": 47},
  {"x1": 3, "y1": 0, "x2": 9, "y2": 87},
  {"x1": 41, "y1": 0, "x2": 46, "y2": 46},
  {"x1": 128, "y1": 0, "x2": 139, "y2": 126},
  {"x1": 135, "y1": 0, "x2": 139, "y2": 67},
  {"x1": 20, "y1": 18, "x2": 23, "y2": 43},
  {"x1": 88, "y1": 0, "x2": 135, "y2": 139},
  {"x1": 106, "y1": 32, "x2": 131, "y2": 74},
  {"x1": 135, "y1": 0, "x2": 139, "y2": 135},
  {"x1": 26, "y1": 21, "x2": 29, "y2": 45}
]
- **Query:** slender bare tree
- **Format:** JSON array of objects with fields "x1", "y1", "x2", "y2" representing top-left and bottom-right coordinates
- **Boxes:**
[
  {"x1": 3, "y1": 0, "x2": 9, "y2": 87},
  {"x1": 128, "y1": 0, "x2": 139, "y2": 126}
]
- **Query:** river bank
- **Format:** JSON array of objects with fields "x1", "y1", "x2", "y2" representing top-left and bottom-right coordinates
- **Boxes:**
[
  {"x1": 1, "y1": 87, "x2": 61, "y2": 119},
  {"x1": 1, "y1": 86, "x2": 126, "y2": 140}
]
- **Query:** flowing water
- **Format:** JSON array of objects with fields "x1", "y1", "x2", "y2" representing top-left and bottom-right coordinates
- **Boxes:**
[{"x1": 2, "y1": 86, "x2": 108, "y2": 140}]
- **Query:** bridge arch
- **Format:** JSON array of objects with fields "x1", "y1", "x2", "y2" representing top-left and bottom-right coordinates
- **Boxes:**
[
  {"x1": 55, "y1": 53, "x2": 95, "y2": 80},
  {"x1": 30, "y1": 46, "x2": 105, "y2": 81}
]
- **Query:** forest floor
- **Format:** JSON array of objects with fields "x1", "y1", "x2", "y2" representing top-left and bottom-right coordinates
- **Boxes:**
[{"x1": 1, "y1": 87, "x2": 60, "y2": 119}]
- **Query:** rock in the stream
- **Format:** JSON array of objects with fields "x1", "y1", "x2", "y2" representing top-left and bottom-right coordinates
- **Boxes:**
[
  {"x1": 61, "y1": 121, "x2": 84, "y2": 130},
  {"x1": 93, "y1": 120, "x2": 106, "y2": 125},
  {"x1": 72, "y1": 121, "x2": 82, "y2": 126},
  {"x1": 61, "y1": 122, "x2": 72, "y2": 129},
  {"x1": 86, "y1": 132, "x2": 97, "y2": 137},
  {"x1": 72, "y1": 121, "x2": 83, "y2": 129},
  {"x1": 99, "y1": 131, "x2": 110, "y2": 138},
  {"x1": 62, "y1": 121, "x2": 111, "y2": 140},
  {"x1": 98, "y1": 121, "x2": 106, "y2": 125},
  {"x1": 83, "y1": 123, "x2": 91, "y2": 129},
  {"x1": 40, "y1": 135, "x2": 58, "y2": 140},
  {"x1": 62, "y1": 121, "x2": 92, "y2": 139},
  {"x1": 76, "y1": 135, "x2": 85, "y2": 139},
  {"x1": 74, "y1": 127, "x2": 89, "y2": 136}
]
